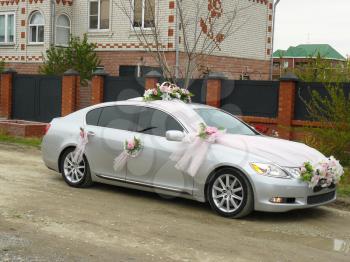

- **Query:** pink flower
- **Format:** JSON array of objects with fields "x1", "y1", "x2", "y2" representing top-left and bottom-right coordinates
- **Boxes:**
[
  {"x1": 127, "y1": 140, "x2": 135, "y2": 150},
  {"x1": 153, "y1": 89, "x2": 158, "y2": 95},
  {"x1": 205, "y1": 126, "x2": 219, "y2": 135}
]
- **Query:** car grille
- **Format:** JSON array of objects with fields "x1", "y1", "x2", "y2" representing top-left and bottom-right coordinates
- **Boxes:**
[{"x1": 307, "y1": 191, "x2": 336, "y2": 205}]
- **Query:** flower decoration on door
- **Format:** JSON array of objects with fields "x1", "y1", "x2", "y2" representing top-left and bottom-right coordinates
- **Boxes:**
[{"x1": 113, "y1": 137, "x2": 143, "y2": 171}]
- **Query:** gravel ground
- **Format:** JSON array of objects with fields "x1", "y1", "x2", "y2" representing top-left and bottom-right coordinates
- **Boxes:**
[{"x1": 0, "y1": 143, "x2": 349, "y2": 262}]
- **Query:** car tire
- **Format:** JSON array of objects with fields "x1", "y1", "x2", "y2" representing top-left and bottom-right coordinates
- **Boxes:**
[
  {"x1": 60, "y1": 148, "x2": 93, "y2": 188},
  {"x1": 207, "y1": 168, "x2": 254, "y2": 218}
]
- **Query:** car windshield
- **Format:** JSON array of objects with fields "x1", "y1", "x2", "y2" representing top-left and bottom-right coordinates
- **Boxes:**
[{"x1": 194, "y1": 108, "x2": 257, "y2": 135}]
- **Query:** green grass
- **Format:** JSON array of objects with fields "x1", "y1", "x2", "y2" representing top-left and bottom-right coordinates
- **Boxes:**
[
  {"x1": 338, "y1": 167, "x2": 350, "y2": 197},
  {"x1": 0, "y1": 133, "x2": 42, "y2": 149}
]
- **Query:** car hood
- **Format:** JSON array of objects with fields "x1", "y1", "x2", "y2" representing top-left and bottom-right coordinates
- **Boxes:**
[{"x1": 220, "y1": 134, "x2": 326, "y2": 167}]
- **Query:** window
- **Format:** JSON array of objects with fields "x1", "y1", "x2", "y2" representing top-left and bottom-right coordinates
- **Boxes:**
[
  {"x1": 137, "y1": 107, "x2": 183, "y2": 137},
  {"x1": 195, "y1": 108, "x2": 256, "y2": 136},
  {"x1": 283, "y1": 61, "x2": 289, "y2": 68},
  {"x1": 86, "y1": 108, "x2": 103, "y2": 126},
  {"x1": 29, "y1": 11, "x2": 44, "y2": 43},
  {"x1": 133, "y1": 0, "x2": 155, "y2": 28},
  {"x1": 98, "y1": 105, "x2": 139, "y2": 131},
  {"x1": 89, "y1": 0, "x2": 110, "y2": 30},
  {"x1": 56, "y1": 14, "x2": 70, "y2": 46},
  {"x1": 0, "y1": 12, "x2": 15, "y2": 44}
]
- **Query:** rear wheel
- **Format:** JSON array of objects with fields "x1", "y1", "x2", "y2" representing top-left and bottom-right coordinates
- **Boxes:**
[
  {"x1": 60, "y1": 148, "x2": 93, "y2": 188},
  {"x1": 207, "y1": 168, "x2": 253, "y2": 218}
]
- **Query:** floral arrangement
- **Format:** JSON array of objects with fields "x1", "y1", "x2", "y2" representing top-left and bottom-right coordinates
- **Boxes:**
[
  {"x1": 300, "y1": 156, "x2": 344, "y2": 189},
  {"x1": 197, "y1": 123, "x2": 224, "y2": 142},
  {"x1": 143, "y1": 82, "x2": 193, "y2": 103},
  {"x1": 124, "y1": 137, "x2": 142, "y2": 157},
  {"x1": 114, "y1": 137, "x2": 142, "y2": 171}
]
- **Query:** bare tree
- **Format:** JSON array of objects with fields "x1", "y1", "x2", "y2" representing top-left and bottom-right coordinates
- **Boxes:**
[{"x1": 115, "y1": 0, "x2": 251, "y2": 88}]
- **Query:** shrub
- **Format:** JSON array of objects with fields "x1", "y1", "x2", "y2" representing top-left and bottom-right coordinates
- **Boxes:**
[
  {"x1": 40, "y1": 34, "x2": 100, "y2": 85},
  {"x1": 302, "y1": 84, "x2": 350, "y2": 166}
]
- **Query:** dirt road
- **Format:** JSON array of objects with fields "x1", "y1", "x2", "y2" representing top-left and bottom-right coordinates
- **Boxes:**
[{"x1": 0, "y1": 143, "x2": 349, "y2": 261}]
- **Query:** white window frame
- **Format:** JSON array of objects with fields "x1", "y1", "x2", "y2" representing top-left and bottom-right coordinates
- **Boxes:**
[
  {"x1": 28, "y1": 11, "x2": 45, "y2": 45},
  {"x1": 132, "y1": 0, "x2": 155, "y2": 30},
  {"x1": 0, "y1": 12, "x2": 16, "y2": 45},
  {"x1": 88, "y1": 0, "x2": 111, "y2": 31},
  {"x1": 55, "y1": 14, "x2": 71, "y2": 47}
]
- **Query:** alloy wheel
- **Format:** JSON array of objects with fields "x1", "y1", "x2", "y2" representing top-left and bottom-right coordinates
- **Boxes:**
[
  {"x1": 63, "y1": 152, "x2": 86, "y2": 184},
  {"x1": 212, "y1": 174, "x2": 244, "y2": 213}
]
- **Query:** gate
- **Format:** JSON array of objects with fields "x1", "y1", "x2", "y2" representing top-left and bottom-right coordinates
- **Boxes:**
[
  {"x1": 12, "y1": 75, "x2": 62, "y2": 122},
  {"x1": 104, "y1": 76, "x2": 145, "y2": 102}
]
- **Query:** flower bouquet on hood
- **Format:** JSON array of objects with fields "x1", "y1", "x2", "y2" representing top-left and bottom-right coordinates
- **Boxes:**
[
  {"x1": 143, "y1": 82, "x2": 193, "y2": 103},
  {"x1": 300, "y1": 156, "x2": 344, "y2": 191}
]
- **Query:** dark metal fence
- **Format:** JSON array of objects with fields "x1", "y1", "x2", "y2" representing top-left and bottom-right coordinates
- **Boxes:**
[
  {"x1": 103, "y1": 76, "x2": 145, "y2": 102},
  {"x1": 177, "y1": 79, "x2": 206, "y2": 104},
  {"x1": 12, "y1": 75, "x2": 62, "y2": 122},
  {"x1": 220, "y1": 80, "x2": 279, "y2": 117},
  {"x1": 294, "y1": 82, "x2": 350, "y2": 120}
]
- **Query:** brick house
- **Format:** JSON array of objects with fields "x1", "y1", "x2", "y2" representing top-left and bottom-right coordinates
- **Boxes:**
[
  {"x1": 272, "y1": 44, "x2": 346, "y2": 80},
  {"x1": 0, "y1": 0, "x2": 273, "y2": 79}
]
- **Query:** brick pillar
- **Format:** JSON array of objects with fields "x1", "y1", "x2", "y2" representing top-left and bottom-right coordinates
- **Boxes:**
[
  {"x1": 0, "y1": 68, "x2": 16, "y2": 119},
  {"x1": 206, "y1": 72, "x2": 226, "y2": 108},
  {"x1": 62, "y1": 69, "x2": 79, "y2": 116},
  {"x1": 91, "y1": 68, "x2": 108, "y2": 105},
  {"x1": 277, "y1": 72, "x2": 299, "y2": 140},
  {"x1": 145, "y1": 70, "x2": 162, "y2": 90}
]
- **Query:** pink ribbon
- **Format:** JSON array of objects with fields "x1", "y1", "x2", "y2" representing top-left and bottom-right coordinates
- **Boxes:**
[{"x1": 170, "y1": 127, "x2": 226, "y2": 177}]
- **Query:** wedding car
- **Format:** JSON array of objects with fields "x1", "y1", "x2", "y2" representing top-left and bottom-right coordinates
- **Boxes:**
[{"x1": 42, "y1": 98, "x2": 340, "y2": 218}]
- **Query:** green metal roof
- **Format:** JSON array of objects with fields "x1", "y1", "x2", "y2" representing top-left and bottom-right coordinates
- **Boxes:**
[{"x1": 273, "y1": 44, "x2": 346, "y2": 61}]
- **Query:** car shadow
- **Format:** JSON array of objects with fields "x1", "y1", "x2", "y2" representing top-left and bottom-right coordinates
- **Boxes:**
[{"x1": 90, "y1": 182, "x2": 334, "y2": 221}]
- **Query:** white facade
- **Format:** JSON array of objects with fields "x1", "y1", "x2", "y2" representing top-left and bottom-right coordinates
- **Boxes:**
[{"x1": 0, "y1": 0, "x2": 272, "y2": 75}]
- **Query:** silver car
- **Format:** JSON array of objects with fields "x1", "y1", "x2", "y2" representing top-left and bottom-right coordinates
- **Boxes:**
[{"x1": 42, "y1": 99, "x2": 336, "y2": 218}]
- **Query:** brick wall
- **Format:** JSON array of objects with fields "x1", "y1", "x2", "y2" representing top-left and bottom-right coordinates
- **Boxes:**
[{"x1": 97, "y1": 51, "x2": 270, "y2": 80}]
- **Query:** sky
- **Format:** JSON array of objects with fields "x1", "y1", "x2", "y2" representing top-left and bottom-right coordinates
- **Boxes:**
[{"x1": 274, "y1": 0, "x2": 350, "y2": 58}]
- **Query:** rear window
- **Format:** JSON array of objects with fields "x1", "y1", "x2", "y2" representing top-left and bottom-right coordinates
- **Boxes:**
[
  {"x1": 98, "y1": 105, "x2": 139, "y2": 131},
  {"x1": 86, "y1": 108, "x2": 102, "y2": 126}
]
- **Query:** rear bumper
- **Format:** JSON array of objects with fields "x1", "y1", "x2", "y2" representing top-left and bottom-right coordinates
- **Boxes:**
[{"x1": 252, "y1": 175, "x2": 336, "y2": 212}]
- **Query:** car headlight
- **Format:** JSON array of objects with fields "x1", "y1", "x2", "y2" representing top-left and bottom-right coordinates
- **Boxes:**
[
  {"x1": 283, "y1": 167, "x2": 301, "y2": 178},
  {"x1": 250, "y1": 163, "x2": 291, "y2": 179}
]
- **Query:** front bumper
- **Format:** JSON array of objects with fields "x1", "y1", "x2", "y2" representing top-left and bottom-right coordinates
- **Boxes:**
[{"x1": 251, "y1": 174, "x2": 336, "y2": 212}]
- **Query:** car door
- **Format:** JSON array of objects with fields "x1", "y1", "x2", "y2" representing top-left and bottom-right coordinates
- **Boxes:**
[
  {"x1": 85, "y1": 105, "x2": 139, "y2": 180},
  {"x1": 126, "y1": 106, "x2": 193, "y2": 195}
]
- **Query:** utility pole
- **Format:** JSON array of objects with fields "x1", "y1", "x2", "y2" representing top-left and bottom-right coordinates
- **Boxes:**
[{"x1": 269, "y1": 0, "x2": 281, "y2": 80}]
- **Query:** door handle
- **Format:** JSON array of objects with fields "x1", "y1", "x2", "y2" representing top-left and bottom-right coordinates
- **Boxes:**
[{"x1": 87, "y1": 131, "x2": 96, "y2": 136}]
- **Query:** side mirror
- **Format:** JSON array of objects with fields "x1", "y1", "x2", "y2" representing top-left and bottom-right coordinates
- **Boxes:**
[{"x1": 166, "y1": 130, "x2": 185, "y2": 142}]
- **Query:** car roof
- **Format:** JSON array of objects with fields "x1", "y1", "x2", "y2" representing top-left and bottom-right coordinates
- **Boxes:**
[{"x1": 85, "y1": 98, "x2": 211, "y2": 131}]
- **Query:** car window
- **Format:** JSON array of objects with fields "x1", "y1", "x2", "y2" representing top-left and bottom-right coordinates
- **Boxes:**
[
  {"x1": 98, "y1": 105, "x2": 139, "y2": 131},
  {"x1": 86, "y1": 108, "x2": 102, "y2": 126},
  {"x1": 137, "y1": 107, "x2": 183, "y2": 137},
  {"x1": 195, "y1": 108, "x2": 256, "y2": 135}
]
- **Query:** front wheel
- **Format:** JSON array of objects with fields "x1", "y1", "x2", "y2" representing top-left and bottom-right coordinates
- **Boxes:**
[
  {"x1": 207, "y1": 168, "x2": 253, "y2": 218},
  {"x1": 60, "y1": 148, "x2": 93, "y2": 188}
]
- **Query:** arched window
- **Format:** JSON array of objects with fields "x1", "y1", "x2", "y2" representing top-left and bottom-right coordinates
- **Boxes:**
[
  {"x1": 56, "y1": 14, "x2": 70, "y2": 46},
  {"x1": 29, "y1": 11, "x2": 44, "y2": 43}
]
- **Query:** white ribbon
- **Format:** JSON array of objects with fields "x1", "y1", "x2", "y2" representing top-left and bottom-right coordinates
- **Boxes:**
[
  {"x1": 72, "y1": 127, "x2": 89, "y2": 164},
  {"x1": 170, "y1": 130, "x2": 226, "y2": 177}
]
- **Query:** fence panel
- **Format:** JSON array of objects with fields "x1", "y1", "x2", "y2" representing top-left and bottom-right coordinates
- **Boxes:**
[
  {"x1": 104, "y1": 76, "x2": 145, "y2": 102},
  {"x1": 177, "y1": 79, "x2": 206, "y2": 104},
  {"x1": 220, "y1": 80, "x2": 279, "y2": 117},
  {"x1": 294, "y1": 82, "x2": 350, "y2": 120},
  {"x1": 12, "y1": 75, "x2": 62, "y2": 122}
]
